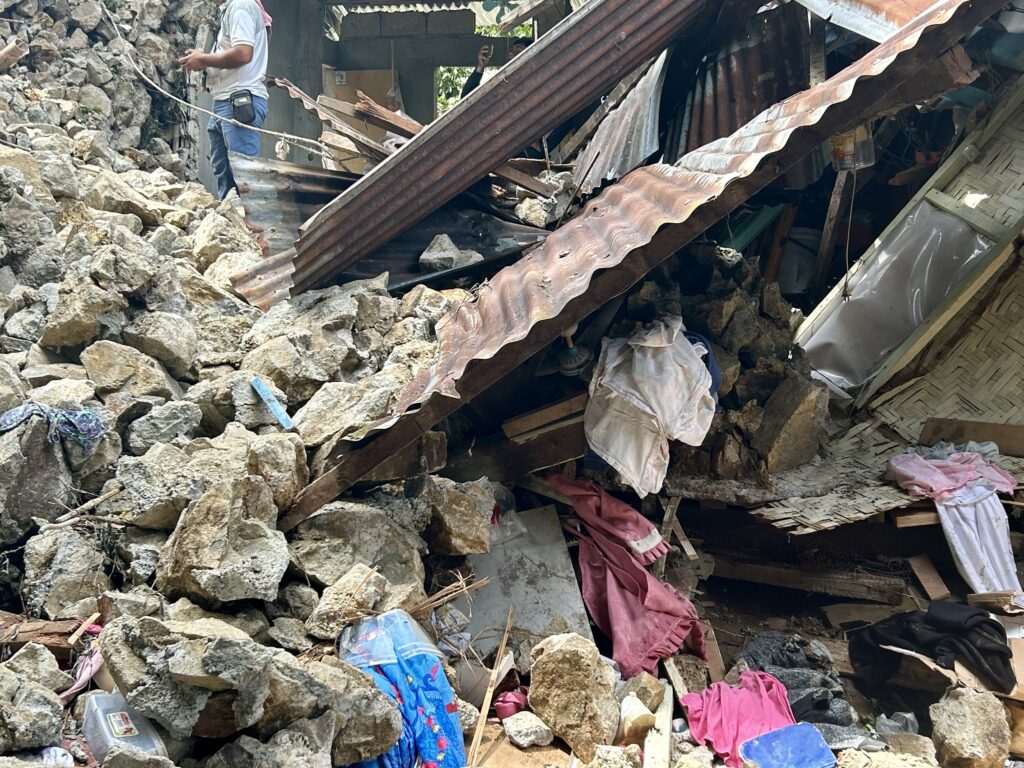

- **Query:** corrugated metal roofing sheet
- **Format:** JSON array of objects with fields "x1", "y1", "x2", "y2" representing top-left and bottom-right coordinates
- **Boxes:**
[
  {"x1": 338, "y1": 3, "x2": 471, "y2": 13},
  {"x1": 288, "y1": 0, "x2": 720, "y2": 296},
  {"x1": 280, "y1": 0, "x2": 1003, "y2": 528},
  {"x1": 793, "y1": 0, "x2": 935, "y2": 42}
]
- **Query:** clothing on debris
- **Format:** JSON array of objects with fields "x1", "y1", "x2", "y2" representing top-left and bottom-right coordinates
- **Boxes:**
[
  {"x1": 680, "y1": 669, "x2": 796, "y2": 768},
  {"x1": 885, "y1": 451, "x2": 1016, "y2": 499},
  {"x1": 340, "y1": 611, "x2": 466, "y2": 768},
  {"x1": 585, "y1": 316, "x2": 716, "y2": 498},
  {"x1": 848, "y1": 600, "x2": 1017, "y2": 694},
  {"x1": 0, "y1": 401, "x2": 104, "y2": 448}
]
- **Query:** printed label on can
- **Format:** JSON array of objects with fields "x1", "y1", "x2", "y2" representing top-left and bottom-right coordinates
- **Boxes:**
[{"x1": 107, "y1": 711, "x2": 140, "y2": 738}]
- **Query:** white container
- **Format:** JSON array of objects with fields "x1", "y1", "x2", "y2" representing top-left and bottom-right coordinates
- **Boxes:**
[{"x1": 81, "y1": 691, "x2": 167, "y2": 763}]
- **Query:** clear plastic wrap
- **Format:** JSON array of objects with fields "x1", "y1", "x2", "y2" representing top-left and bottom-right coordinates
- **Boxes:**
[
  {"x1": 802, "y1": 201, "x2": 992, "y2": 392},
  {"x1": 337, "y1": 609, "x2": 442, "y2": 668}
]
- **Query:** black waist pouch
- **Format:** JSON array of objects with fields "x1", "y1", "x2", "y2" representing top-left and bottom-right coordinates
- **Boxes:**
[{"x1": 230, "y1": 89, "x2": 256, "y2": 124}]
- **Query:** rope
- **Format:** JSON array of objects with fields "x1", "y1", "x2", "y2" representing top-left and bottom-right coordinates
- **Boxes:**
[
  {"x1": 98, "y1": 3, "x2": 331, "y2": 159},
  {"x1": 841, "y1": 165, "x2": 858, "y2": 300}
]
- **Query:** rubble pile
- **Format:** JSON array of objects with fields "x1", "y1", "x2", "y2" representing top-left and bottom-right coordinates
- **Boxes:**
[{"x1": 625, "y1": 244, "x2": 829, "y2": 495}]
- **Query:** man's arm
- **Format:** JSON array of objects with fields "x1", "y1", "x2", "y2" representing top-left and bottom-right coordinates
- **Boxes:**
[
  {"x1": 179, "y1": 44, "x2": 253, "y2": 72},
  {"x1": 460, "y1": 69, "x2": 483, "y2": 98}
]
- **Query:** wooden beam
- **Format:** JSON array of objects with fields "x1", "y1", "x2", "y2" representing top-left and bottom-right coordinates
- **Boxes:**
[
  {"x1": 502, "y1": 392, "x2": 588, "y2": 439},
  {"x1": 653, "y1": 496, "x2": 683, "y2": 578},
  {"x1": 920, "y1": 418, "x2": 1024, "y2": 458},
  {"x1": 704, "y1": 623, "x2": 727, "y2": 682},
  {"x1": 642, "y1": 681, "x2": 674, "y2": 768},
  {"x1": 498, "y1": 0, "x2": 561, "y2": 33},
  {"x1": 762, "y1": 204, "x2": 797, "y2": 283},
  {"x1": 712, "y1": 558, "x2": 906, "y2": 604},
  {"x1": 443, "y1": 421, "x2": 584, "y2": 482},
  {"x1": 907, "y1": 554, "x2": 951, "y2": 601},
  {"x1": 856, "y1": 229, "x2": 1021, "y2": 408},
  {"x1": 357, "y1": 431, "x2": 447, "y2": 486},
  {"x1": 892, "y1": 509, "x2": 940, "y2": 528},
  {"x1": 811, "y1": 170, "x2": 854, "y2": 296},
  {"x1": 924, "y1": 189, "x2": 1012, "y2": 241},
  {"x1": 0, "y1": 611, "x2": 78, "y2": 660},
  {"x1": 517, "y1": 474, "x2": 574, "y2": 506}
]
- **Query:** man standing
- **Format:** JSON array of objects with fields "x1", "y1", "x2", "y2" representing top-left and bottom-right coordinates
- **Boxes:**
[{"x1": 179, "y1": 0, "x2": 271, "y2": 201}]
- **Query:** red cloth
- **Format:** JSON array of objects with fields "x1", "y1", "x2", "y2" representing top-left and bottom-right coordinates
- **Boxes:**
[
  {"x1": 574, "y1": 524, "x2": 704, "y2": 678},
  {"x1": 681, "y1": 670, "x2": 796, "y2": 768},
  {"x1": 547, "y1": 475, "x2": 669, "y2": 565}
]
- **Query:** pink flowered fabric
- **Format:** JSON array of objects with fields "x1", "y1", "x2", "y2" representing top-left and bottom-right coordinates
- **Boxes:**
[{"x1": 886, "y1": 452, "x2": 1016, "y2": 500}]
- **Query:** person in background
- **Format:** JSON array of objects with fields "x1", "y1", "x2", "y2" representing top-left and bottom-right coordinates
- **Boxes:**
[
  {"x1": 461, "y1": 37, "x2": 532, "y2": 98},
  {"x1": 178, "y1": 0, "x2": 271, "y2": 201}
]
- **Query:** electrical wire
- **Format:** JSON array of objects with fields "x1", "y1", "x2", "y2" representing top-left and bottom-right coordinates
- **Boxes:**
[{"x1": 98, "y1": 3, "x2": 331, "y2": 159}]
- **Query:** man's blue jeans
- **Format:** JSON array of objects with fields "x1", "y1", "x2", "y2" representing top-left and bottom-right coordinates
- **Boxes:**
[{"x1": 207, "y1": 95, "x2": 268, "y2": 200}]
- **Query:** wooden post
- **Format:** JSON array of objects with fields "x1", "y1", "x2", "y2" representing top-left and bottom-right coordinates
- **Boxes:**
[{"x1": 811, "y1": 169, "x2": 853, "y2": 296}]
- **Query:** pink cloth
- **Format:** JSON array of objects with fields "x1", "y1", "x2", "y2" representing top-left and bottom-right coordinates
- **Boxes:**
[
  {"x1": 886, "y1": 452, "x2": 1016, "y2": 500},
  {"x1": 547, "y1": 475, "x2": 669, "y2": 565},
  {"x1": 573, "y1": 523, "x2": 704, "y2": 678},
  {"x1": 494, "y1": 688, "x2": 528, "y2": 720},
  {"x1": 252, "y1": 0, "x2": 272, "y2": 29},
  {"x1": 681, "y1": 670, "x2": 796, "y2": 768}
]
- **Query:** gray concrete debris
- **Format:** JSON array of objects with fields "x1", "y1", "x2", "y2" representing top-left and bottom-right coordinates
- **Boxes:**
[
  {"x1": 81, "y1": 340, "x2": 182, "y2": 400},
  {"x1": 930, "y1": 687, "x2": 1010, "y2": 768},
  {"x1": 23, "y1": 527, "x2": 113, "y2": 619},
  {"x1": 0, "y1": 418, "x2": 74, "y2": 546},
  {"x1": 419, "y1": 233, "x2": 484, "y2": 272},
  {"x1": 419, "y1": 476, "x2": 492, "y2": 556},
  {"x1": 503, "y1": 710, "x2": 555, "y2": 748},
  {"x1": 304, "y1": 563, "x2": 392, "y2": 641},
  {"x1": 101, "y1": 747, "x2": 177, "y2": 768},
  {"x1": 267, "y1": 618, "x2": 313, "y2": 653},
  {"x1": 266, "y1": 582, "x2": 320, "y2": 623},
  {"x1": 126, "y1": 401, "x2": 204, "y2": 455},
  {"x1": 0, "y1": 666, "x2": 63, "y2": 753},
  {"x1": 1, "y1": 642, "x2": 73, "y2": 693}
]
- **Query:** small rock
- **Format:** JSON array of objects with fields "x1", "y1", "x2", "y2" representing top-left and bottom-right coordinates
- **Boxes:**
[
  {"x1": 266, "y1": 582, "x2": 320, "y2": 622},
  {"x1": 0, "y1": 666, "x2": 63, "y2": 753},
  {"x1": 419, "y1": 234, "x2": 484, "y2": 272},
  {"x1": 399, "y1": 284, "x2": 450, "y2": 324},
  {"x1": 930, "y1": 687, "x2": 1010, "y2": 768},
  {"x1": 81, "y1": 340, "x2": 182, "y2": 400},
  {"x1": 529, "y1": 633, "x2": 620, "y2": 763},
  {"x1": 882, "y1": 733, "x2": 938, "y2": 765},
  {"x1": 70, "y1": 1, "x2": 103, "y2": 31},
  {"x1": 456, "y1": 698, "x2": 479, "y2": 735},
  {"x1": 1, "y1": 643, "x2": 73, "y2": 693},
  {"x1": 503, "y1": 710, "x2": 554, "y2": 748},
  {"x1": 268, "y1": 618, "x2": 313, "y2": 652},
  {"x1": 126, "y1": 401, "x2": 203, "y2": 455},
  {"x1": 619, "y1": 671, "x2": 665, "y2": 712},
  {"x1": 419, "y1": 476, "x2": 491, "y2": 556},
  {"x1": 305, "y1": 563, "x2": 390, "y2": 641},
  {"x1": 102, "y1": 746, "x2": 177, "y2": 768},
  {"x1": 583, "y1": 745, "x2": 643, "y2": 768},
  {"x1": 836, "y1": 751, "x2": 936, "y2": 768}
]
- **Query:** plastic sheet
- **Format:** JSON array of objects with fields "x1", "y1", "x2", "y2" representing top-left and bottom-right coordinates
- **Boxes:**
[{"x1": 802, "y1": 201, "x2": 992, "y2": 392}]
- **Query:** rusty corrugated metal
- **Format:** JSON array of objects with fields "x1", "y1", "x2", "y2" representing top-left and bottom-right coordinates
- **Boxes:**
[
  {"x1": 280, "y1": 0, "x2": 1003, "y2": 528},
  {"x1": 289, "y1": 0, "x2": 722, "y2": 295},
  {"x1": 573, "y1": 50, "x2": 669, "y2": 195},
  {"x1": 793, "y1": 0, "x2": 935, "y2": 42}
]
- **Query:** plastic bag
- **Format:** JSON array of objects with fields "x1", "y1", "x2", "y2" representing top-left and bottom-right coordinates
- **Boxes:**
[
  {"x1": 875, "y1": 712, "x2": 919, "y2": 736},
  {"x1": 490, "y1": 508, "x2": 527, "y2": 546}
]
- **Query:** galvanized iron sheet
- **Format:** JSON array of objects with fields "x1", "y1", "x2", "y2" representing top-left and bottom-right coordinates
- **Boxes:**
[
  {"x1": 793, "y1": 0, "x2": 935, "y2": 42},
  {"x1": 290, "y1": 0, "x2": 717, "y2": 294}
]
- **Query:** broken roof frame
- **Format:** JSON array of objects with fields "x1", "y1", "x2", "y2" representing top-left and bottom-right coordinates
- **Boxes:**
[{"x1": 278, "y1": 0, "x2": 1006, "y2": 531}]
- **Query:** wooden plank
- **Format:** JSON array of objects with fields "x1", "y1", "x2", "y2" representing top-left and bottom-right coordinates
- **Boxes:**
[
  {"x1": 812, "y1": 170, "x2": 854, "y2": 295},
  {"x1": 857, "y1": 230, "x2": 1021, "y2": 408},
  {"x1": 671, "y1": 518, "x2": 699, "y2": 562},
  {"x1": 358, "y1": 431, "x2": 447, "y2": 486},
  {"x1": 797, "y1": 75, "x2": 1024, "y2": 347},
  {"x1": 924, "y1": 189, "x2": 1012, "y2": 241},
  {"x1": 517, "y1": 474, "x2": 574, "y2": 506},
  {"x1": 503, "y1": 392, "x2": 588, "y2": 439},
  {"x1": 653, "y1": 496, "x2": 683, "y2": 578},
  {"x1": 0, "y1": 611, "x2": 78, "y2": 660},
  {"x1": 643, "y1": 681, "x2": 673, "y2": 768},
  {"x1": 892, "y1": 509, "x2": 940, "y2": 528},
  {"x1": 443, "y1": 421, "x2": 585, "y2": 482},
  {"x1": 498, "y1": 0, "x2": 560, "y2": 32},
  {"x1": 920, "y1": 417, "x2": 1024, "y2": 457},
  {"x1": 712, "y1": 558, "x2": 906, "y2": 604},
  {"x1": 762, "y1": 204, "x2": 797, "y2": 283},
  {"x1": 704, "y1": 623, "x2": 727, "y2": 682},
  {"x1": 907, "y1": 554, "x2": 951, "y2": 600}
]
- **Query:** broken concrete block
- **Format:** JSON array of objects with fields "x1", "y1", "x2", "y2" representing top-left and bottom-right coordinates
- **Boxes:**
[
  {"x1": 419, "y1": 234, "x2": 484, "y2": 273},
  {"x1": 88, "y1": 241, "x2": 161, "y2": 297},
  {"x1": 81, "y1": 341, "x2": 182, "y2": 400},
  {"x1": 289, "y1": 500, "x2": 426, "y2": 608},
  {"x1": 206, "y1": 712, "x2": 337, "y2": 768},
  {"x1": 156, "y1": 476, "x2": 289, "y2": 605},
  {"x1": 305, "y1": 563, "x2": 390, "y2": 641},
  {"x1": 245, "y1": 432, "x2": 309, "y2": 511},
  {"x1": 240, "y1": 333, "x2": 331, "y2": 406},
  {"x1": 882, "y1": 733, "x2": 938, "y2": 765},
  {"x1": 267, "y1": 618, "x2": 313, "y2": 653},
  {"x1": 0, "y1": 666, "x2": 63, "y2": 753},
  {"x1": 618, "y1": 671, "x2": 665, "y2": 713},
  {"x1": 503, "y1": 710, "x2": 554, "y2": 748},
  {"x1": 83, "y1": 171, "x2": 180, "y2": 227},
  {"x1": 23, "y1": 527, "x2": 113, "y2": 619},
  {"x1": 101, "y1": 747, "x2": 177, "y2": 768},
  {"x1": 399, "y1": 284, "x2": 451, "y2": 324},
  {"x1": 930, "y1": 687, "x2": 1010, "y2": 768},
  {"x1": 97, "y1": 443, "x2": 204, "y2": 530},
  {"x1": 751, "y1": 372, "x2": 829, "y2": 473},
  {"x1": 123, "y1": 311, "x2": 200, "y2": 380},
  {"x1": 126, "y1": 401, "x2": 203, "y2": 455},
  {"x1": 39, "y1": 274, "x2": 128, "y2": 349},
  {"x1": 529, "y1": 633, "x2": 620, "y2": 763},
  {"x1": 0, "y1": 419, "x2": 74, "y2": 545},
  {"x1": 0, "y1": 360, "x2": 25, "y2": 412},
  {"x1": 1, "y1": 643, "x2": 73, "y2": 693},
  {"x1": 457, "y1": 698, "x2": 479, "y2": 735},
  {"x1": 192, "y1": 212, "x2": 257, "y2": 272},
  {"x1": 583, "y1": 744, "x2": 643, "y2": 768},
  {"x1": 420, "y1": 476, "x2": 491, "y2": 556},
  {"x1": 27, "y1": 377, "x2": 96, "y2": 407},
  {"x1": 184, "y1": 371, "x2": 287, "y2": 434},
  {"x1": 266, "y1": 582, "x2": 320, "y2": 623}
]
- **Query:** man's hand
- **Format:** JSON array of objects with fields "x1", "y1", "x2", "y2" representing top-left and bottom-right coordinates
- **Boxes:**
[
  {"x1": 178, "y1": 49, "x2": 208, "y2": 72},
  {"x1": 476, "y1": 44, "x2": 492, "y2": 72}
]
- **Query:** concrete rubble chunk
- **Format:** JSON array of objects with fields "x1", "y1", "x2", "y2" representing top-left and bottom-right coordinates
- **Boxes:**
[
  {"x1": 0, "y1": 666, "x2": 63, "y2": 753},
  {"x1": 289, "y1": 500, "x2": 427, "y2": 609},
  {"x1": 836, "y1": 751, "x2": 938, "y2": 768},
  {"x1": 583, "y1": 745, "x2": 643, "y2": 768},
  {"x1": 930, "y1": 687, "x2": 1010, "y2": 768},
  {"x1": 240, "y1": 333, "x2": 330, "y2": 406},
  {"x1": 24, "y1": 527, "x2": 114, "y2": 619},
  {"x1": 529, "y1": 633, "x2": 620, "y2": 763},
  {"x1": 266, "y1": 582, "x2": 320, "y2": 623},
  {"x1": 267, "y1": 618, "x2": 313, "y2": 653},
  {"x1": 305, "y1": 563, "x2": 391, "y2": 641},
  {"x1": 83, "y1": 171, "x2": 180, "y2": 227},
  {"x1": 245, "y1": 432, "x2": 309, "y2": 511},
  {"x1": 123, "y1": 311, "x2": 199, "y2": 380},
  {"x1": 1, "y1": 643, "x2": 73, "y2": 693},
  {"x1": 101, "y1": 747, "x2": 178, "y2": 768},
  {"x1": 0, "y1": 419, "x2": 74, "y2": 545},
  {"x1": 192, "y1": 212, "x2": 257, "y2": 272},
  {"x1": 419, "y1": 233, "x2": 484, "y2": 272},
  {"x1": 184, "y1": 372, "x2": 286, "y2": 434},
  {"x1": 126, "y1": 401, "x2": 203, "y2": 455},
  {"x1": 206, "y1": 712, "x2": 337, "y2": 768},
  {"x1": 39, "y1": 274, "x2": 128, "y2": 348},
  {"x1": 27, "y1": 377, "x2": 96, "y2": 407},
  {"x1": 457, "y1": 698, "x2": 479, "y2": 735},
  {"x1": 750, "y1": 371, "x2": 829, "y2": 474},
  {"x1": 503, "y1": 710, "x2": 555, "y2": 748},
  {"x1": 98, "y1": 443, "x2": 204, "y2": 530},
  {"x1": 156, "y1": 476, "x2": 289, "y2": 605},
  {"x1": 399, "y1": 284, "x2": 451, "y2": 324},
  {"x1": 81, "y1": 340, "x2": 183, "y2": 400},
  {"x1": 0, "y1": 361, "x2": 25, "y2": 413}
]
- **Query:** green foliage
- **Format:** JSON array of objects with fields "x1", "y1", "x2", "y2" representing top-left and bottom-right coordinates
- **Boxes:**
[{"x1": 435, "y1": 21, "x2": 534, "y2": 116}]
